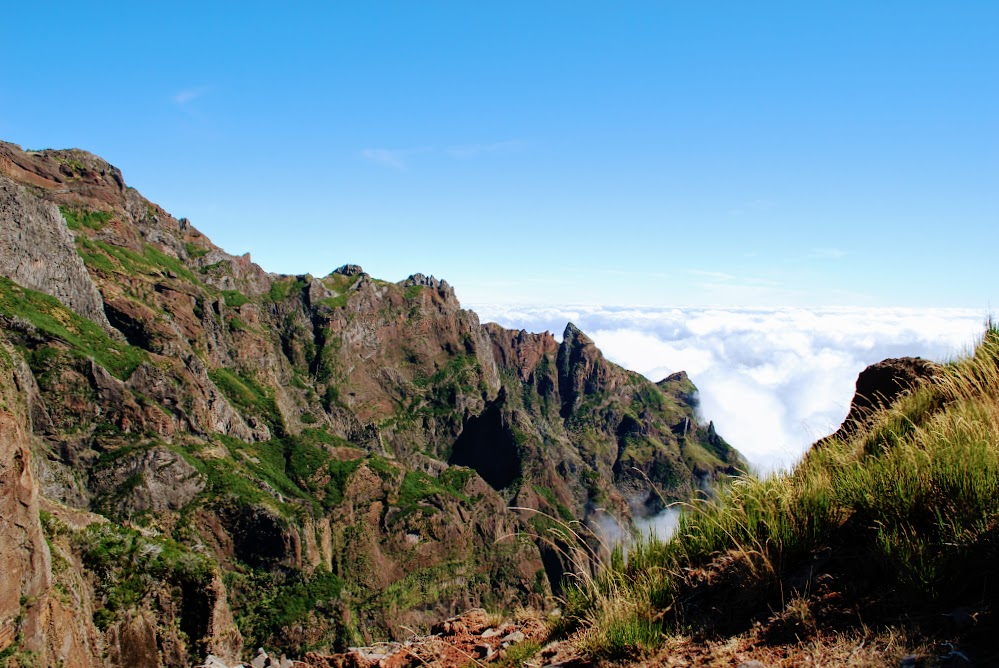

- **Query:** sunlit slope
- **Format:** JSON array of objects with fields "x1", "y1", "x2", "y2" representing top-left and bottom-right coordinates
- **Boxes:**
[{"x1": 568, "y1": 328, "x2": 999, "y2": 661}]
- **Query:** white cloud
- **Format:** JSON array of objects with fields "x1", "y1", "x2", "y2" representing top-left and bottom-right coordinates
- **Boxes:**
[
  {"x1": 810, "y1": 247, "x2": 847, "y2": 259},
  {"x1": 359, "y1": 148, "x2": 412, "y2": 170},
  {"x1": 359, "y1": 141, "x2": 525, "y2": 169},
  {"x1": 172, "y1": 86, "x2": 210, "y2": 105},
  {"x1": 472, "y1": 304, "x2": 986, "y2": 472}
]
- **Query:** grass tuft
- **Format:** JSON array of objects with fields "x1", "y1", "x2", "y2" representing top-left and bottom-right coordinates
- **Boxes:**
[{"x1": 566, "y1": 325, "x2": 999, "y2": 657}]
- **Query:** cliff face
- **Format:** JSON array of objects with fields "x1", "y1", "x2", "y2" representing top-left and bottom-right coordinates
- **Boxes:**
[{"x1": 0, "y1": 140, "x2": 743, "y2": 665}]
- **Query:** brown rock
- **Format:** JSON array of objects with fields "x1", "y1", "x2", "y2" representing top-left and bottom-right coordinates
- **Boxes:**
[{"x1": 832, "y1": 357, "x2": 939, "y2": 440}]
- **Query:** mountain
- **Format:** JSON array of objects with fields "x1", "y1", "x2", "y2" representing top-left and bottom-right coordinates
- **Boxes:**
[{"x1": 0, "y1": 141, "x2": 743, "y2": 667}]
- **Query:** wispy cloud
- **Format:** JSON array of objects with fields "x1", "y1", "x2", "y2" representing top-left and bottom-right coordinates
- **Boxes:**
[
  {"x1": 172, "y1": 86, "x2": 210, "y2": 105},
  {"x1": 810, "y1": 247, "x2": 847, "y2": 259},
  {"x1": 359, "y1": 146, "x2": 435, "y2": 170},
  {"x1": 729, "y1": 198, "x2": 775, "y2": 216},
  {"x1": 446, "y1": 140, "x2": 527, "y2": 158},
  {"x1": 359, "y1": 140, "x2": 526, "y2": 170},
  {"x1": 690, "y1": 269, "x2": 779, "y2": 287},
  {"x1": 359, "y1": 148, "x2": 411, "y2": 170},
  {"x1": 690, "y1": 269, "x2": 737, "y2": 281}
]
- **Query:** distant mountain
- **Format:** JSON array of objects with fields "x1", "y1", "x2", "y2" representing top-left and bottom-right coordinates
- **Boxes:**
[{"x1": 0, "y1": 141, "x2": 743, "y2": 666}]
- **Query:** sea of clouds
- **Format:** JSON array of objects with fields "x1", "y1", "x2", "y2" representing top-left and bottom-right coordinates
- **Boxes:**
[{"x1": 471, "y1": 304, "x2": 986, "y2": 472}]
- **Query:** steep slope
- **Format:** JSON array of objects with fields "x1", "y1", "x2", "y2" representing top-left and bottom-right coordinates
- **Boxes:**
[
  {"x1": 0, "y1": 140, "x2": 742, "y2": 665},
  {"x1": 563, "y1": 333, "x2": 999, "y2": 665}
]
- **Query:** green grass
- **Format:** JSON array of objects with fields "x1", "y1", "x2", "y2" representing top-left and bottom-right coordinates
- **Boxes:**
[
  {"x1": 493, "y1": 640, "x2": 542, "y2": 667},
  {"x1": 397, "y1": 467, "x2": 474, "y2": 507},
  {"x1": 569, "y1": 327, "x2": 999, "y2": 658},
  {"x1": 184, "y1": 241, "x2": 210, "y2": 259},
  {"x1": 74, "y1": 236, "x2": 198, "y2": 283},
  {"x1": 319, "y1": 292, "x2": 353, "y2": 310},
  {"x1": 60, "y1": 206, "x2": 114, "y2": 231},
  {"x1": 76, "y1": 522, "x2": 215, "y2": 630},
  {"x1": 208, "y1": 368, "x2": 284, "y2": 433},
  {"x1": 195, "y1": 430, "x2": 364, "y2": 515},
  {"x1": 227, "y1": 567, "x2": 344, "y2": 651},
  {"x1": 317, "y1": 274, "x2": 360, "y2": 309},
  {"x1": 0, "y1": 277, "x2": 146, "y2": 379},
  {"x1": 222, "y1": 289, "x2": 250, "y2": 307},
  {"x1": 283, "y1": 434, "x2": 362, "y2": 508},
  {"x1": 266, "y1": 276, "x2": 308, "y2": 303},
  {"x1": 533, "y1": 484, "x2": 574, "y2": 521}
]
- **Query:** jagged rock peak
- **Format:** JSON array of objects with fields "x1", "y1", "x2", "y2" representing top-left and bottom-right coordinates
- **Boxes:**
[
  {"x1": 332, "y1": 264, "x2": 364, "y2": 276},
  {"x1": 562, "y1": 322, "x2": 593, "y2": 346},
  {"x1": 403, "y1": 273, "x2": 447, "y2": 289},
  {"x1": 402, "y1": 273, "x2": 456, "y2": 301},
  {"x1": 664, "y1": 370, "x2": 688, "y2": 383}
]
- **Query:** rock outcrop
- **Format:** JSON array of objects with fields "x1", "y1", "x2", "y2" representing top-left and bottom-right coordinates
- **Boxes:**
[
  {"x1": 830, "y1": 356, "x2": 939, "y2": 440},
  {"x1": 0, "y1": 343, "x2": 103, "y2": 668},
  {"x1": 0, "y1": 175, "x2": 112, "y2": 329}
]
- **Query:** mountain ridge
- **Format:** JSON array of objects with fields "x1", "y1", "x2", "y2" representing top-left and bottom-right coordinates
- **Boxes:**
[{"x1": 0, "y1": 140, "x2": 743, "y2": 666}]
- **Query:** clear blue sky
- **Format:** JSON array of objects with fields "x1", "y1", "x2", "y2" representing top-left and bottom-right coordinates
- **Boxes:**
[{"x1": 3, "y1": 2, "x2": 996, "y2": 308}]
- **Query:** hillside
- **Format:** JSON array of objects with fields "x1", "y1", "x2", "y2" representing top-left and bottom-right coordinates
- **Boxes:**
[
  {"x1": 551, "y1": 330, "x2": 999, "y2": 666},
  {"x1": 0, "y1": 141, "x2": 743, "y2": 667}
]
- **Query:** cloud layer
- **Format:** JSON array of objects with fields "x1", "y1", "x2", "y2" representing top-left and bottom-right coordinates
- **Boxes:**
[{"x1": 472, "y1": 304, "x2": 986, "y2": 471}]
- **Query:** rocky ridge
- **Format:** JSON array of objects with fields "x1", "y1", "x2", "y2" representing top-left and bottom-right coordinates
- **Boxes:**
[{"x1": 0, "y1": 140, "x2": 743, "y2": 666}]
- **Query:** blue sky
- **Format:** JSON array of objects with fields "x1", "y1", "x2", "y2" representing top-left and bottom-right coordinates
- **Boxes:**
[{"x1": 3, "y1": 2, "x2": 996, "y2": 308}]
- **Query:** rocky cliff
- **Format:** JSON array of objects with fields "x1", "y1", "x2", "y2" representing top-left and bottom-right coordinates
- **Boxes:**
[{"x1": 0, "y1": 140, "x2": 743, "y2": 666}]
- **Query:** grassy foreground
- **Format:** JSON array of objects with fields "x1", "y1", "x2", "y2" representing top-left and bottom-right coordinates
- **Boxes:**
[{"x1": 562, "y1": 327, "x2": 999, "y2": 662}]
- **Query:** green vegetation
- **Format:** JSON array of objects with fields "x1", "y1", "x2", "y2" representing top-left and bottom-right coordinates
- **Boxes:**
[
  {"x1": 60, "y1": 206, "x2": 114, "y2": 231},
  {"x1": 567, "y1": 328, "x2": 999, "y2": 658},
  {"x1": 317, "y1": 274, "x2": 360, "y2": 309},
  {"x1": 0, "y1": 277, "x2": 146, "y2": 379},
  {"x1": 376, "y1": 559, "x2": 480, "y2": 615},
  {"x1": 75, "y1": 237, "x2": 198, "y2": 283},
  {"x1": 318, "y1": 292, "x2": 353, "y2": 310},
  {"x1": 142, "y1": 244, "x2": 198, "y2": 281},
  {"x1": 222, "y1": 289, "x2": 250, "y2": 308},
  {"x1": 193, "y1": 430, "x2": 366, "y2": 516},
  {"x1": 208, "y1": 368, "x2": 283, "y2": 433},
  {"x1": 267, "y1": 276, "x2": 308, "y2": 303},
  {"x1": 284, "y1": 434, "x2": 362, "y2": 508},
  {"x1": 398, "y1": 467, "x2": 474, "y2": 507},
  {"x1": 532, "y1": 484, "x2": 574, "y2": 521},
  {"x1": 184, "y1": 241, "x2": 210, "y2": 258},
  {"x1": 226, "y1": 567, "x2": 344, "y2": 652},
  {"x1": 76, "y1": 522, "x2": 215, "y2": 630}
]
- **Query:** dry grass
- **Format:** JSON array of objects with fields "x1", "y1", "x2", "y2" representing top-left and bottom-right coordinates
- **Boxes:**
[{"x1": 561, "y1": 326, "x2": 999, "y2": 661}]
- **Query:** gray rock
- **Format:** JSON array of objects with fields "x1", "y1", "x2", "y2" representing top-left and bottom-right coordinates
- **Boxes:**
[
  {"x1": 90, "y1": 446, "x2": 205, "y2": 512},
  {"x1": 501, "y1": 630, "x2": 525, "y2": 644},
  {"x1": 0, "y1": 175, "x2": 113, "y2": 330},
  {"x1": 333, "y1": 264, "x2": 364, "y2": 276},
  {"x1": 250, "y1": 648, "x2": 268, "y2": 668}
]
